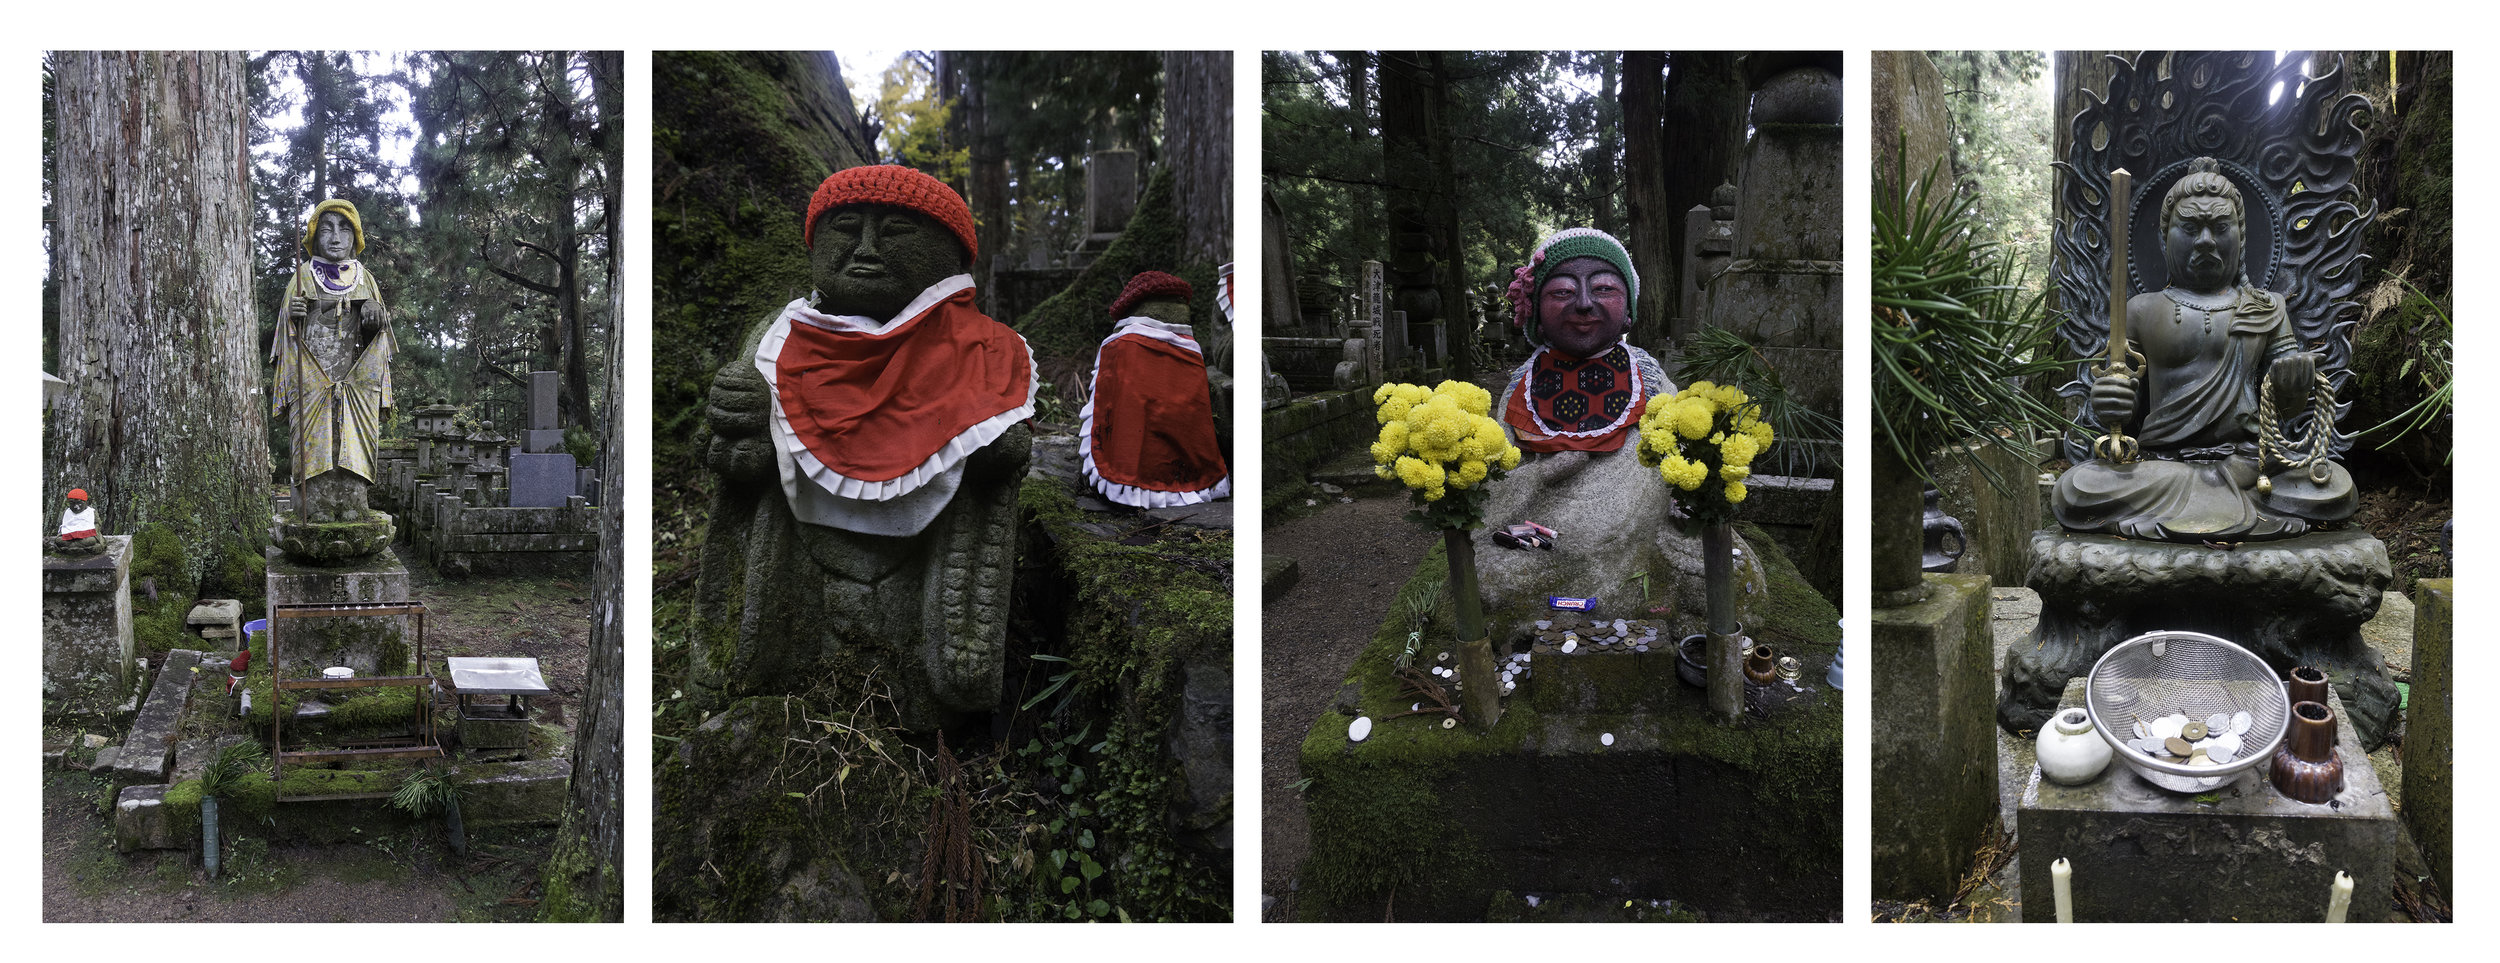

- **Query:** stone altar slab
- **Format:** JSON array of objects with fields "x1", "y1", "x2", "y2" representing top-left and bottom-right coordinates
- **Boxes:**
[
  {"x1": 2017, "y1": 679, "x2": 2394, "y2": 922},
  {"x1": 43, "y1": 534, "x2": 135, "y2": 717}
]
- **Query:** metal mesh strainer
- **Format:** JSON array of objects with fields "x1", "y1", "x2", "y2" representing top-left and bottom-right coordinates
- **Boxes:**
[{"x1": 2084, "y1": 630, "x2": 2291, "y2": 793}]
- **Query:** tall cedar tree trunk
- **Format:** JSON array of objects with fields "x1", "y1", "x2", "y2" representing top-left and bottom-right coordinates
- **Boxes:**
[
  {"x1": 1379, "y1": 52, "x2": 1468, "y2": 379},
  {"x1": 1661, "y1": 52, "x2": 1751, "y2": 340},
  {"x1": 541, "y1": 50, "x2": 625, "y2": 923},
  {"x1": 1590, "y1": 54, "x2": 1620, "y2": 239},
  {"x1": 1166, "y1": 50, "x2": 1233, "y2": 370},
  {"x1": 1338, "y1": 51, "x2": 1375, "y2": 286},
  {"x1": 1427, "y1": 53, "x2": 1471, "y2": 381},
  {"x1": 1622, "y1": 52, "x2": 1671, "y2": 349},
  {"x1": 47, "y1": 51, "x2": 270, "y2": 587},
  {"x1": 966, "y1": 54, "x2": 1010, "y2": 315}
]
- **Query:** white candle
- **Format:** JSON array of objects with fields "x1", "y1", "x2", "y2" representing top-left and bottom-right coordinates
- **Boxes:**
[
  {"x1": 2326, "y1": 871, "x2": 2354, "y2": 923},
  {"x1": 2052, "y1": 857, "x2": 2074, "y2": 923}
]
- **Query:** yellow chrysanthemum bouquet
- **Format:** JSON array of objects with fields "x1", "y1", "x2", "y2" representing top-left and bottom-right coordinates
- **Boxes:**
[
  {"x1": 1635, "y1": 380, "x2": 1775, "y2": 525},
  {"x1": 1371, "y1": 380, "x2": 1522, "y2": 530},
  {"x1": 1371, "y1": 380, "x2": 1523, "y2": 730}
]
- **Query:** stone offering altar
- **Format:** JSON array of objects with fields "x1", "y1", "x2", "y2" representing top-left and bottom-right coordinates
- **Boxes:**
[
  {"x1": 266, "y1": 198, "x2": 412, "y2": 675},
  {"x1": 43, "y1": 534, "x2": 137, "y2": 719},
  {"x1": 2018, "y1": 679, "x2": 2394, "y2": 922},
  {"x1": 2003, "y1": 52, "x2": 2397, "y2": 746}
]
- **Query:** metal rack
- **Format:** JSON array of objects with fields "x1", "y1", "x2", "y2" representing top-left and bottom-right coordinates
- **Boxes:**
[{"x1": 267, "y1": 600, "x2": 442, "y2": 797}]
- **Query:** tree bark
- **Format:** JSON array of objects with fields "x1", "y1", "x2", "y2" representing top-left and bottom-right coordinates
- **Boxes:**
[
  {"x1": 1621, "y1": 52, "x2": 1671, "y2": 350},
  {"x1": 1165, "y1": 50, "x2": 1233, "y2": 373},
  {"x1": 1660, "y1": 52, "x2": 1751, "y2": 338},
  {"x1": 543, "y1": 218, "x2": 625, "y2": 923},
  {"x1": 47, "y1": 51, "x2": 269, "y2": 590}
]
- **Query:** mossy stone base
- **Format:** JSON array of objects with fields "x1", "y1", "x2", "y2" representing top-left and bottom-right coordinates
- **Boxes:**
[
  {"x1": 42, "y1": 534, "x2": 136, "y2": 721},
  {"x1": 264, "y1": 546, "x2": 412, "y2": 678},
  {"x1": 2402, "y1": 579, "x2": 2452, "y2": 890},
  {"x1": 1296, "y1": 529, "x2": 1840, "y2": 922},
  {"x1": 272, "y1": 509, "x2": 396, "y2": 565},
  {"x1": 1869, "y1": 573, "x2": 1997, "y2": 902}
]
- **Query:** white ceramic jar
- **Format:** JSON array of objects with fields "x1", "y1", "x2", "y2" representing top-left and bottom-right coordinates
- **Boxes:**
[{"x1": 2036, "y1": 707, "x2": 2113, "y2": 785}]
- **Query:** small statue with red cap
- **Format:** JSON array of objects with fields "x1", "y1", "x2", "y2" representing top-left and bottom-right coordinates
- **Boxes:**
[
  {"x1": 53, "y1": 487, "x2": 104, "y2": 555},
  {"x1": 691, "y1": 165, "x2": 1034, "y2": 729},
  {"x1": 1079, "y1": 271, "x2": 1230, "y2": 509}
]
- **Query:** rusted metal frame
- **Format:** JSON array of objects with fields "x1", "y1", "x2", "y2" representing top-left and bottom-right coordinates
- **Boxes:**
[{"x1": 268, "y1": 601, "x2": 436, "y2": 791}]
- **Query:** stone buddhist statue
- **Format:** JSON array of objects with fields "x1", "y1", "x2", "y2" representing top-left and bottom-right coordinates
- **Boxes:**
[
  {"x1": 270, "y1": 199, "x2": 397, "y2": 561},
  {"x1": 692, "y1": 165, "x2": 1033, "y2": 729},
  {"x1": 1477, "y1": 228, "x2": 1762, "y2": 636},
  {"x1": 1081, "y1": 270, "x2": 1230, "y2": 508},
  {"x1": 2053, "y1": 158, "x2": 2355, "y2": 540}
]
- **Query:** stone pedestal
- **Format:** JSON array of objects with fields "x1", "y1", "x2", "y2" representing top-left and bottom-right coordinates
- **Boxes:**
[
  {"x1": 186, "y1": 598, "x2": 243, "y2": 651},
  {"x1": 1871, "y1": 573, "x2": 1999, "y2": 901},
  {"x1": 265, "y1": 546, "x2": 412, "y2": 677},
  {"x1": 2403, "y1": 579, "x2": 2452, "y2": 890},
  {"x1": 1999, "y1": 529, "x2": 2398, "y2": 748},
  {"x1": 42, "y1": 534, "x2": 135, "y2": 718},
  {"x1": 2018, "y1": 679, "x2": 2396, "y2": 922}
]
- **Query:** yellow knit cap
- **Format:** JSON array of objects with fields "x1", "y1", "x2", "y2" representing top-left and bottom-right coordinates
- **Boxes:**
[{"x1": 300, "y1": 199, "x2": 365, "y2": 258}]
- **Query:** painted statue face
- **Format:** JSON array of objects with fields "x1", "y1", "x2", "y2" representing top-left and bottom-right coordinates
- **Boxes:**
[
  {"x1": 2165, "y1": 196, "x2": 2241, "y2": 293},
  {"x1": 1536, "y1": 256, "x2": 1631, "y2": 358},
  {"x1": 810, "y1": 205, "x2": 968, "y2": 320},
  {"x1": 314, "y1": 211, "x2": 356, "y2": 262}
]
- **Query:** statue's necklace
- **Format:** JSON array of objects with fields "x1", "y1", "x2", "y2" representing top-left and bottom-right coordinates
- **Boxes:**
[{"x1": 2162, "y1": 287, "x2": 2233, "y2": 334}]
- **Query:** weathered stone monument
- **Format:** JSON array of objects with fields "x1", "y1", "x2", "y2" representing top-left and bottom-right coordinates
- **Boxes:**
[
  {"x1": 1695, "y1": 57, "x2": 1843, "y2": 425},
  {"x1": 2002, "y1": 52, "x2": 2398, "y2": 748},
  {"x1": 43, "y1": 533, "x2": 136, "y2": 719},
  {"x1": 688, "y1": 165, "x2": 1032, "y2": 730},
  {"x1": 508, "y1": 371, "x2": 590, "y2": 509},
  {"x1": 265, "y1": 198, "x2": 411, "y2": 676}
]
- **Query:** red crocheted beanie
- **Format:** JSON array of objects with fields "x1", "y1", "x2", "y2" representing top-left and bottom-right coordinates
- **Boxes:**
[
  {"x1": 804, "y1": 165, "x2": 978, "y2": 261},
  {"x1": 1109, "y1": 270, "x2": 1193, "y2": 318}
]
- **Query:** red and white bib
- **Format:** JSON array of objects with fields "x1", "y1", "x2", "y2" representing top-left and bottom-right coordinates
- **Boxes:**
[{"x1": 1081, "y1": 318, "x2": 1230, "y2": 508}]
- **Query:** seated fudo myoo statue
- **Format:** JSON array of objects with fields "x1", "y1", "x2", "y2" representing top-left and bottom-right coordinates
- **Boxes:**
[
  {"x1": 693, "y1": 165, "x2": 1035, "y2": 729},
  {"x1": 270, "y1": 199, "x2": 398, "y2": 561},
  {"x1": 1475, "y1": 228, "x2": 1762, "y2": 634},
  {"x1": 2054, "y1": 158, "x2": 2355, "y2": 540},
  {"x1": 1080, "y1": 270, "x2": 1230, "y2": 508}
]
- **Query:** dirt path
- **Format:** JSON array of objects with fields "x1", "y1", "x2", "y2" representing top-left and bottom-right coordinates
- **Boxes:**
[
  {"x1": 43, "y1": 569, "x2": 589, "y2": 922},
  {"x1": 1259, "y1": 487, "x2": 1434, "y2": 921}
]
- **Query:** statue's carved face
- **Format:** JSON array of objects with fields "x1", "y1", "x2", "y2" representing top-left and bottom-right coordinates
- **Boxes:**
[
  {"x1": 2165, "y1": 195, "x2": 2241, "y2": 291},
  {"x1": 810, "y1": 205, "x2": 968, "y2": 320},
  {"x1": 314, "y1": 211, "x2": 356, "y2": 262},
  {"x1": 1136, "y1": 298, "x2": 1191, "y2": 326},
  {"x1": 1536, "y1": 256, "x2": 1631, "y2": 358}
]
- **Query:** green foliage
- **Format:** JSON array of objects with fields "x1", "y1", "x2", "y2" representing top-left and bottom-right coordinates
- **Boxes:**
[
  {"x1": 200, "y1": 741, "x2": 268, "y2": 799},
  {"x1": 869, "y1": 55, "x2": 967, "y2": 181},
  {"x1": 1014, "y1": 168, "x2": 1213, "y2": 362},
  {"x1": 1926, "y1": 52, "x2": 2054, "y2": 288},
  {"x1": 1872, "y1": 150, "x2": 2075, "y2": 491},
  {"x1": 2354, "y1": 277, "x2": 2452, "y2": 463},
  {"x1": 387, "y1": 768, "x2": 462, "y2": 820},
  {"x1": 1675, "y1": 326, "x2": 1842, "y2": 477}
]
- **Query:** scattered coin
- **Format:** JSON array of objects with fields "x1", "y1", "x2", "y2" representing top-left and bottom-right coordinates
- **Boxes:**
[
  {"x1": 1635, "y1": 644, "x2": 1650, "y2": 653},
  {"x1": 1601, "y1": 733, "x2": 1615, "y2": 746},
  {"x1": 2231, "y1": 711, "x2": 2252, "y2": 735},
  {"x1": 1562, "y1": 640, "x2": 1578, "y2": 654},
  {"x1": 2207, "y1": 746, "x2": 2235, "y2": 764},
  {"x1": 2166, "y1": 736, "x2": 2194, "y2": 756},
  {"x1": 1349, "y1": 717, "x2": 1373, "y2": 742},
  {"x1": 2206, "y1": 712, "x2": 2231, "y2": 732},
  {"x1": 2182, "y1": 721, "x2": 2209, "y2": 741},
  {"x1": 1441, "y1": 718, "x2": 1457, "y2": 729}
]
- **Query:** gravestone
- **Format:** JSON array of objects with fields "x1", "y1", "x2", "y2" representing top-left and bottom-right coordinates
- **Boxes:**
[
  {"x1": 508, "y1": 370, "x2": 580, "y2": 508},
  {"x1": 42, "y1": 535, "x2": 136, "y2": 718}
]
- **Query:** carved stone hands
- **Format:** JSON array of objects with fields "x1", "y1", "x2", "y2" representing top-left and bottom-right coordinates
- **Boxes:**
[
  {"x1": 704, "y1": 360, "x2": 778, "y2": 484},
  {"x1": 357, "y1": 299, "x2": 384, "y2": 338},
  {"x1": 2091, "y1": 367, "x2": 2139, "y2": 431},
  {"x1": 2267, "y1": 351, "x2": 2318, "y2": 408}
]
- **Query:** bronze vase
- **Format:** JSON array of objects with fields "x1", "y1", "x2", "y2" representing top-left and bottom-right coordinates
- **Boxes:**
[
  {"x1": 2269, "y1": 699, "x2": 2345, "y2": 804},
  {"x1": 2287, "y1": 665, "x2": 2331, "y2": 707},
  {"x1": 1744, "y1": 643, "x2": 1778, "y2": 685}
]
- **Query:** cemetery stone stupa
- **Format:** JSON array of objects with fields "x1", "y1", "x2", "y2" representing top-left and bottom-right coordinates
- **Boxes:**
[
  {"x1": 691, "y1": 164, "x2": 1035, "y2": 731},
  {"x1": 265, "y1": 198, "x2": 410, "y2": 677},
  {"x1": 2001, "y1": 52, "x2": 2400, "y2": 747}
]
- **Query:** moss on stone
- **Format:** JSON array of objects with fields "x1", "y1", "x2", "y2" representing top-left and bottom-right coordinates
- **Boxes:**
[{"x1": 1014, "y1": 168, "x2": 1219, "y2": 363}]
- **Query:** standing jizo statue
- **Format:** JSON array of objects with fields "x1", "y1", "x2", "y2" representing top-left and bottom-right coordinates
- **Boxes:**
[
  {"x1": 693, "y1": 165, "x2": 1035, "y2": 730},
  {"x1": 2053, "y1": 158, "x2": 2355, "y2": 540},
  {"x1": 270, "y1": 199, "x2": 398, "y2": 562}
]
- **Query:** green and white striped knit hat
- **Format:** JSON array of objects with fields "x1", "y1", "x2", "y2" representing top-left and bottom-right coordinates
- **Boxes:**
[{"x1": 1507, "y1": 227, "x2": 1638, "y2": 334}]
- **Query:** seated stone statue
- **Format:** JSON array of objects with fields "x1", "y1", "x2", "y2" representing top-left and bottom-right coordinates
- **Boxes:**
[
  {"x1": 2054, "y1": 158, "x2": 2355, "y2": 540},
  {"x1": 1081, "y1": 270, "x2": 1230, "y2": 508},
  {"x1": 1477, "y1": 228, "x2": 1761, "y2": 634},
  {"x1": 693, "y1": 165, "x2": 1034, "y2": 729}
]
